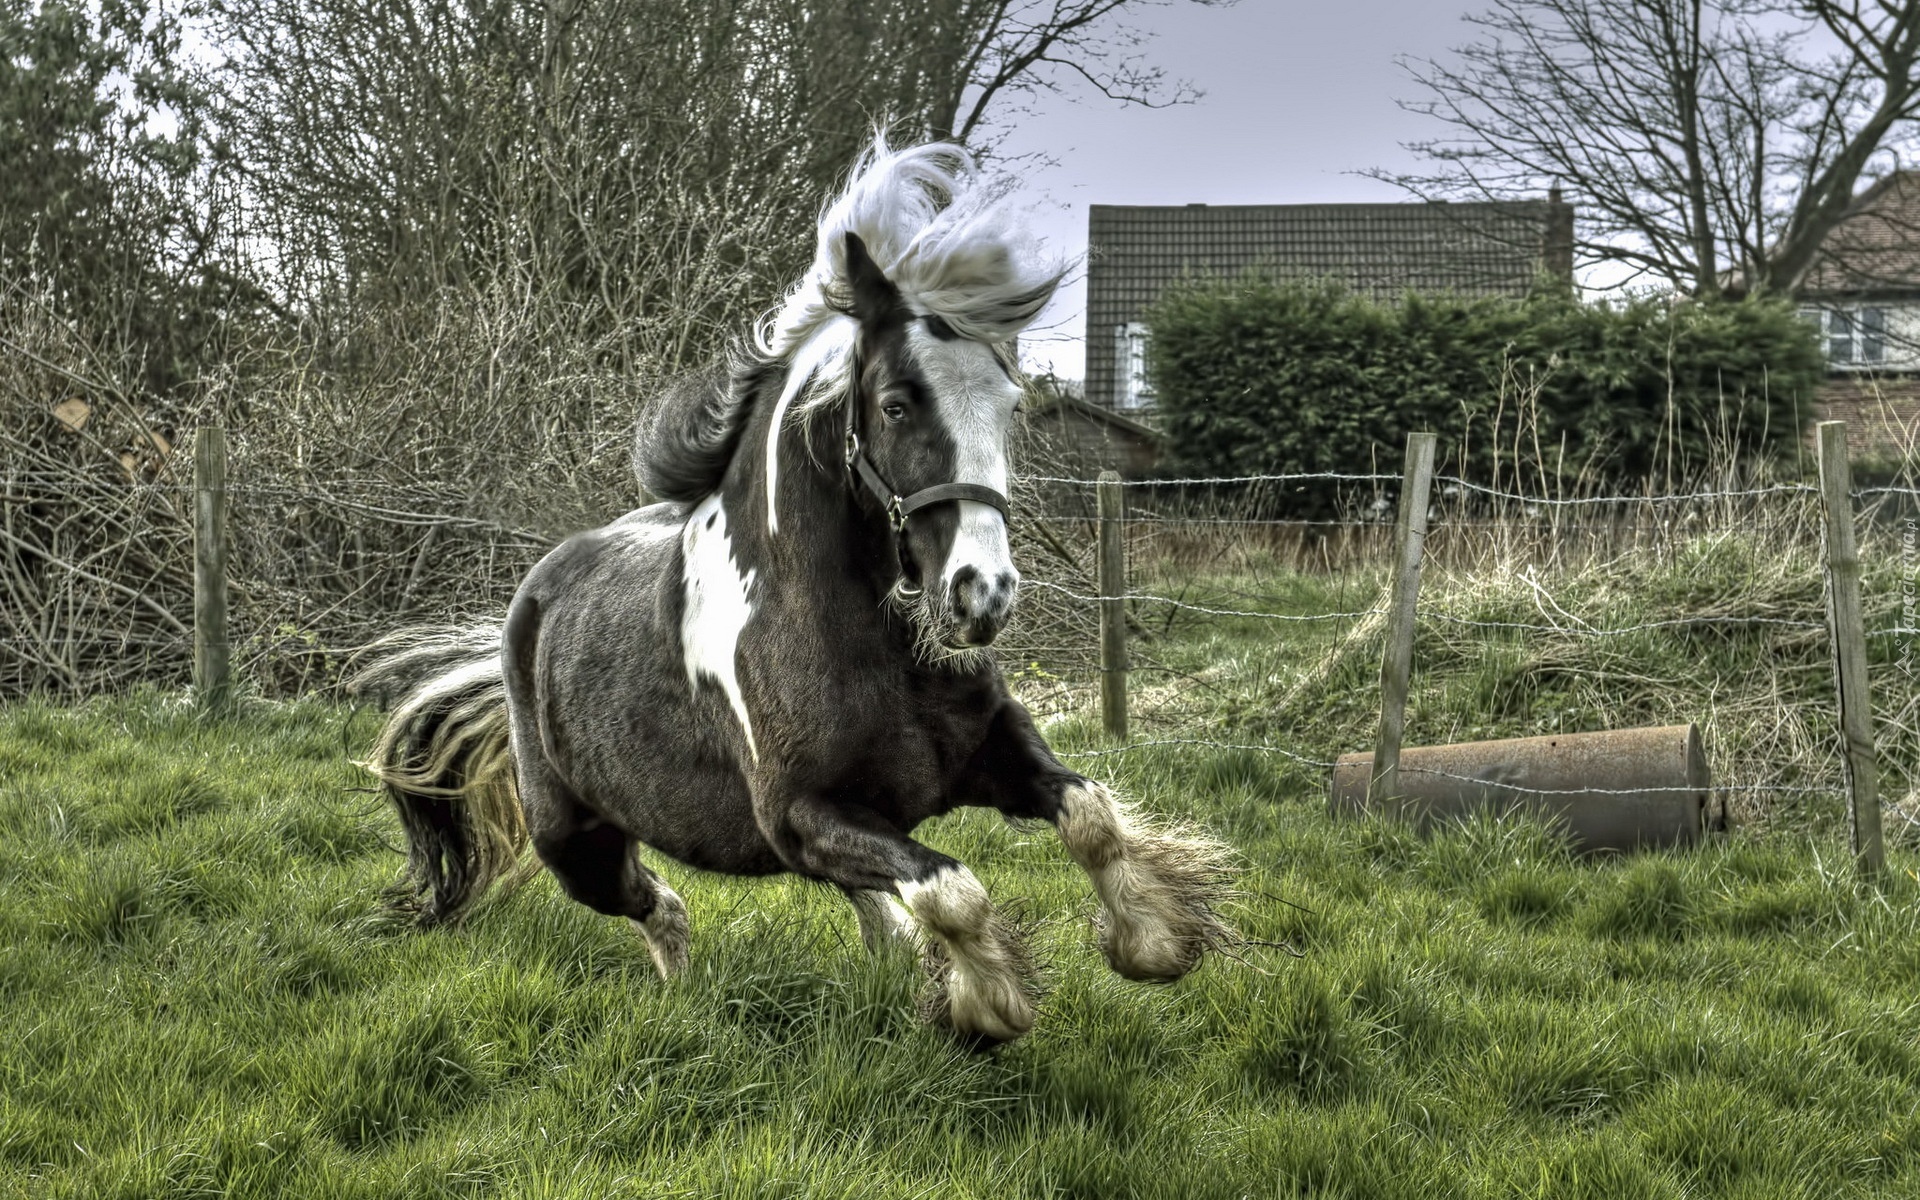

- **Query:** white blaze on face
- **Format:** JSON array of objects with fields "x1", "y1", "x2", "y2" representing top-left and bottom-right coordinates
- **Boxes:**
[
  {"x1": 681, "y1": 494, "x2": 758, "y2": 760},
  {"x1": 904, "y1": 323, "x2": 1020, "y2": 608}
]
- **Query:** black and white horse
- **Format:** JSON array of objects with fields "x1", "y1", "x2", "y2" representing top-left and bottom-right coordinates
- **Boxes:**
[{"x1": 360, "y1": 140, "x2": 1228, "y2": 1044}]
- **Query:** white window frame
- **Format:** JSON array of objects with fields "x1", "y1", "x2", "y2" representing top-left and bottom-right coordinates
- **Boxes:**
[
  {"x1": 1114, "y1": 322, "x2": 1155, "y2": 410},
  {"x1": 1801, "y1": 304, "x2": 1889, "y2": 370}
]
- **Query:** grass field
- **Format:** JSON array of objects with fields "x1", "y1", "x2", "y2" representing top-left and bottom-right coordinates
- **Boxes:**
[{"x1": 3, "y1": 539, "x2": 1919, "y2": 1199}]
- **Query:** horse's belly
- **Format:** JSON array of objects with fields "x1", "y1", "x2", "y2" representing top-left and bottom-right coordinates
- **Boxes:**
[
  {"x1": 616, "y1": 767, "x2": 783, "y2": 875},
  {"x1": 559, "y1": 709, "x2": 780, "y2": 875},
  {"x1": 564, "y1": 707, "x2": 775, "y2": 874}
]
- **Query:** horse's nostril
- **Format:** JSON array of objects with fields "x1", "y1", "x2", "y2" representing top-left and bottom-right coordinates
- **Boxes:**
[{"x1": 949, "y1": 566, "x2": 981, "y2": 618}]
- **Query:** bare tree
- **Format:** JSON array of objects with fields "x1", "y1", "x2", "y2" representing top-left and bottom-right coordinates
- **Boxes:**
[
  {"x1": 1380, "y1": 1, "x2": 1920, "y2": 298},
  {"x1": 0, "y1": 0, "x2": 261, "y2": 401},
  {"x1": 203, "y1": 0, "x2": 1217, "y2": 347},
  {"x1": 932, "y1": 0, "x2": 1224, "y2": 144}
]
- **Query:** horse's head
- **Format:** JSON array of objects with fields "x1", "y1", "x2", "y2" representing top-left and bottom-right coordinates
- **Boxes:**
[{"x1": 843, "y1": 232, "x2": 1021, "y2": 649}]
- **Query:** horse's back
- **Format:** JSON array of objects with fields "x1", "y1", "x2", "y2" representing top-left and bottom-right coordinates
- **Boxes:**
[{"x1": 503, "y1": 500, "x2": 776, "y2": 874}]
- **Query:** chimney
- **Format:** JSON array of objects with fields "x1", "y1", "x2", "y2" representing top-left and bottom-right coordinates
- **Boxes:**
[{"x1": 1543, "y1": 185, "x2": 1574, "y2": 284}]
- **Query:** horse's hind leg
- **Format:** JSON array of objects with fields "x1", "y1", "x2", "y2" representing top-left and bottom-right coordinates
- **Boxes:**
[
  {"x1": 842, "y1": 887, "x2": 919, "y2": 953},
  {"x1": 963, "y1": 704, "x2": 1230, "y2": 983},
  {"x1": 772, "y1": 798, "x2": 1032, "y2": 1043},
  {"x1": 519, "y1": 759, "x2": 690, "y2": 978}
]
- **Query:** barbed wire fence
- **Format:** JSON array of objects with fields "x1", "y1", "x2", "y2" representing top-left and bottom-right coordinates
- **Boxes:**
[
  {"x1": 1011, "y1": 435, "x2": 1918, "y2": 873},
  {"x1": 5, "y1": 416, "x2": 1917, "y2": 865},
  {"x1": 1, "y1": 465, "x2": 556, "y2": 699}
]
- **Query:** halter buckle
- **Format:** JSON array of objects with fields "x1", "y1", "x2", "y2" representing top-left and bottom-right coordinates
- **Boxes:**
[
  {"x1": 844, "y1": 430, "x2": 860, "y2": 468},
  {"x1": 887, "y1": 495, "x2": 907, "y2": 532}
]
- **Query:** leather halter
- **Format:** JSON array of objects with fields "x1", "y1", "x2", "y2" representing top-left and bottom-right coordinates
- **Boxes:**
[{"x1": 841, "y1": 345, "x2": 1011, "y2": 535}]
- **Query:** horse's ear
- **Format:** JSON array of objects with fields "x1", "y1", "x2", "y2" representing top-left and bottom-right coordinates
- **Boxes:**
[{"x1": 844, "y1": 232, "x2": 901, "y2": 328}]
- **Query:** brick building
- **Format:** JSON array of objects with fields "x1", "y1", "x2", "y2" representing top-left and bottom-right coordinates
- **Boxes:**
[{"x1": 1795, "y1": 171, "x2": 1920, "y2": 463}]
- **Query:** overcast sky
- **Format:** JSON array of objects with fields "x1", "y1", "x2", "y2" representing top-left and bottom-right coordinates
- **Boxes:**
[{"x1": 996, "y1": 1, "x2": 1486, "y2": 378}]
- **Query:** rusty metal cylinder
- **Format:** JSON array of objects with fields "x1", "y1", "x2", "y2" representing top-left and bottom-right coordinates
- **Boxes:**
[{"x1": 1330, "y1": 724, "x2": 1714, "y2": 853}]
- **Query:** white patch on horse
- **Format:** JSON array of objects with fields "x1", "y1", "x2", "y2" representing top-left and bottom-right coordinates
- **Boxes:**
[
  {"x1": 681, "y1": 494, "x2": 758, "y2": 760},
  {"x1": 903, "y1": 324, "x2": 1020, "y2": 605},
  {"x1": 898, "y1": 864, "x2": 1033, "y2": 1042}
]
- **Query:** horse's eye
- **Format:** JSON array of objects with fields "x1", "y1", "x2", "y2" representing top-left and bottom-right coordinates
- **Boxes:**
[{"x1": 881, "y1": 401, "x2": 907, "y2": 423}]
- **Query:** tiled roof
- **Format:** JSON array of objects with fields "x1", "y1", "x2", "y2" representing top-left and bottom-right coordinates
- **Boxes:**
[
  {"x1": 1799, "y1": 172, "x2": 1920, "y2": 297},
  {"x1": 1085, "y1": 199, "x2": 1570, "y2": 408}
]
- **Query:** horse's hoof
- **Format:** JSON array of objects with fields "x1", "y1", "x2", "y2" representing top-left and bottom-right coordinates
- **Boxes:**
[
  {"x1": 937, "y1": 981, "x2": 1034, "y2": 1047},
  {"x1": 647, "y1": 940, "x2": 689, "y2": 979},
  {"x1": 633, "y1": 887, "x2": 690, "y2": 979},
  {"x1": 1099, "y1": 917, "x2": 1206, "y2": 983},
  {"x1": 919, "y1": 960, "x2": 1035, "y2": 1046},
  {"x1": 952, "y1": 982, "x2": 1035, "y2": 1044},
  {"x1": 1094, "y1": 818, "x2": 1231, "y2": 983}
]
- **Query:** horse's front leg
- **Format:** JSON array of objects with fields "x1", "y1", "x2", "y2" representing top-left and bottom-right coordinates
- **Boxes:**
[
  {"x1": 759, "y1": 790, "x2": 1034, "y2": 1044},
  {"x1": 962, "y1": 702, "x2": 1232, "y2": 983}
]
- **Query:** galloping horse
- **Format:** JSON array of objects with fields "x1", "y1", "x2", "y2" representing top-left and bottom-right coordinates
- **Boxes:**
[{"x1": 359, "y1": 140, "x2": 1228, "y2": 1044}]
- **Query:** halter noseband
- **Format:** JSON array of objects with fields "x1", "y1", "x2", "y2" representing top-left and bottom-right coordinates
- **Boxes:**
[{"x1": 841, "y1": 360, "x2": 1011, "y2": 535}]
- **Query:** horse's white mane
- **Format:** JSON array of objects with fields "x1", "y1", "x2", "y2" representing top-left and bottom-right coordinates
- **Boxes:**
[
  {"x1": 759, "y1": 137, "x2": 1064, "y2": 534},
  {"x1": 755, "y1": 137, "x2": 1066, "y2": 417}
]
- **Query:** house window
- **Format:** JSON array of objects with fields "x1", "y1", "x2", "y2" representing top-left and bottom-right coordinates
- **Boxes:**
[
  {"x1": 1114, "y1": 322, "x2": 1154, "y2": 410},
  {"x1": 1802, "y1": 305, "x2": 1889, "y2": 368},
  {"x1": 1861, "y1": 306, "x2": 1887, "y2": 364}
]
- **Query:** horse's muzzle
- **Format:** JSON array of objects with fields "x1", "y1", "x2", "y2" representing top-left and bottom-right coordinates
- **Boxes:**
[{"x1": 946, "y1": 565, "x2": 1018, "y2": 646}]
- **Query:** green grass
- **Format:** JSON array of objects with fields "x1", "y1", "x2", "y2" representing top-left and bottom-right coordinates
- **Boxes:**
[
  {"x1": 6, "y1": 522, "x2": 1920, "y2": 1200},
  {"x1": 2, "y1": 685, "x2": 1918, "y2": 1199}
]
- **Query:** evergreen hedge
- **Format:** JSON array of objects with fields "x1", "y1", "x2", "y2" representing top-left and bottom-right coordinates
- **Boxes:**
[{"x1": 1144, "y1": 278, "x2": 1824, "y2": 510}]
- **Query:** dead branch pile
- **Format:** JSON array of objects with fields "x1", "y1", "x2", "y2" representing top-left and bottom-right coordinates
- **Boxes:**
[
  {"x1": 1, "y1": 292, "x2": 1113, "y2": 699},
  {"x1": 2, "y1": 277, "x2": 650, "y2": 697}
]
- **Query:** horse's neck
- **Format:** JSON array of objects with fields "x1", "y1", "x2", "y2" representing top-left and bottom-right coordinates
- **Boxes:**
[{"x1": 717, "y1": 382, "x2": 889, "y2": 603}]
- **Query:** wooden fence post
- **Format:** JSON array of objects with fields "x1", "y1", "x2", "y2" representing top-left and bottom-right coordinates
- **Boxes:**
[
  {"x1": 194, "y1": 426, "x2": 232, "y2": 715},
  {"x1": 1370, "y1": 432, "x2": 1437, "y2": 817},
  {"x1": 1815, "y1": 421, "x2": 1883, "y2": 876},
  {"x1": 1097, "y1": 469, "x2": 1128, "y2": 743}
]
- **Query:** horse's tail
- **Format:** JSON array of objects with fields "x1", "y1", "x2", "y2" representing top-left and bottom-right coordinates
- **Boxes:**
[{"x1": 351, "y1": 623, "x2": 536, "y2": 927}]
